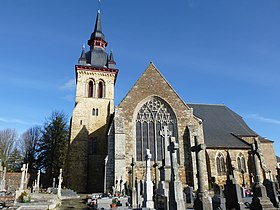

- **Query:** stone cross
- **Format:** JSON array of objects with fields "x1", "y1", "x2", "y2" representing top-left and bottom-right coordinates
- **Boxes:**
[
  {"x1": 160, "y1": 126, "x2": 172, "y2": 183},
  {"x1": 24, "y1": 163, "x2": 29, "y2": 189},
  {"x1": 20, "y1": 164, "x2": 26, "y2": 191},
  {"x1": 35, "y1": 170, "x2": 40, "y2": 192},
  {"x1": 191, "y1": 136, "x2": 212, "y2": 210},
  {"x1": 131, "y1": 157, "x2": 137, "y2": 208},
  {"x1": 252, "y1": 140, "x2": 262, "y2": 185},
  {"x1": 57, "y1": 169, "x2": 63, "y2": 199},
  {"x1": 169, "y1": 137, "x2": 179, "y2": 181},
  {"x1": 143, "y1": 149, "x2": 154, "y2": 209}
]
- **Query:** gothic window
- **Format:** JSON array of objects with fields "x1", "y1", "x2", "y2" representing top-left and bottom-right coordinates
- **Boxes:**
[
  {"x1": 88, "y1": 80, "x2": 95, "y2": 97},
  {"x1": 237, "y1": 153, "x2": 246, "y2": 173},
  {"x1": 216, "y1": 152, "x2": 226, "y2": 176},
  {"x1": 98, "y1": 81, "x2": 105, "y2": 98},
  {"x1": 135, "y1": 98, "x2": 178, "y2": 161}
]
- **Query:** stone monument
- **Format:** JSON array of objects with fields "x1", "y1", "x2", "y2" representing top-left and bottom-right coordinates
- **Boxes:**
[
  {"x1": 57, "y1": 168, "x2": 63, "y2": 199},
  {"x1": 130, "y1": 157, "x2": 137, "y2": 208},
  {"x1": 143, "y1": 149, "x2": 154, "y2": 209},
  {"x1": 191, "y1": 136, "x2": 212, "y2": 210},
  {"x1": 169, "y1": 137, "x2": 186, "y2": 210},
  {"x1": 250, "y1": 139, "x2": 276, "y2": 210}
]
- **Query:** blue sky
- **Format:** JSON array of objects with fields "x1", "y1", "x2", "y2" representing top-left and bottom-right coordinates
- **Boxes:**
[{"x1": 0, "y1": 0, "x2": 279, "y2": 156}]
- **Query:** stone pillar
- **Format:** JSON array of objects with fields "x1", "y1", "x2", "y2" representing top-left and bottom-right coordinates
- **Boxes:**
[
  {"x1": 192, "y1": 136, "x2": 212, "y2": 210},
  {"x1": 57, "y1": 169, "x2": 63, "y2": 199},
  {"x1": 143, "y1": 149, "x2": 154, "y2": 209},
  {"x1": 250, "y1": 139, "x2": 276, "y2": 210},
  {"x1": 131, "y1": 157, "x2": 137, "y2": 208}
]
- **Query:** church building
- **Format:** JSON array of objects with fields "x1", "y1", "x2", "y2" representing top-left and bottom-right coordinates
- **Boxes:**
[{"x1": 65, "y1": 7, "x2": 278, "y2": 193}]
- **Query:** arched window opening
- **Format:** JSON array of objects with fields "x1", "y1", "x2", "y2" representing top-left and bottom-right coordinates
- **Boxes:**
[
  {"x1": 98, "y1": 81, "x2": 105, "y2": 98},
  {"x1": 92, "y1": 108, "x2": 96, "y2": 116},
  {"x1": 237, "y1": 153, "x2": 246, "y2": 173},
  {"x1": 96, "y1": 108, "x2": 99, "y2": 116},
  {"x1": 216, "y1": 152, "x2": 226, "y2": 176},
  {"x1": 135, "y1": 98, "x2": 178, "y2": 162},
  {"x1": 88, "y1": 81, "x2": 94, "y2": 97}
]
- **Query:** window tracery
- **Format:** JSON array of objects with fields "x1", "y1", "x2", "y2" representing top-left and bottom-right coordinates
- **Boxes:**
[
  {"x1": 216, "y1": 152, "x2": 226, "y2": 175},
  {"x1": 135, "y1": 98, "x2": 177, "y2": 161},
  {"x1": 237, "y1": 153, "x2": 246, "y2": 173}
]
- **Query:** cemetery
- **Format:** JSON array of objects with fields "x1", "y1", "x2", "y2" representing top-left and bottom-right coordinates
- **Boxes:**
[{"x1": 0, "y1": 131, "x2": 279, "y2": 209}]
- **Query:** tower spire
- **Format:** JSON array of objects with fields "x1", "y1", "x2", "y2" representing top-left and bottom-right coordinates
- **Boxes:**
[{"x1": 98, "y1": 0, "x2": 101, "y2": 13}]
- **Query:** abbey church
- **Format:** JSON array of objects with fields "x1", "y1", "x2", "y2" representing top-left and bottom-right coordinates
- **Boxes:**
[{"x1": 65, "y1": 8, "x2": 278, "y2": 193}]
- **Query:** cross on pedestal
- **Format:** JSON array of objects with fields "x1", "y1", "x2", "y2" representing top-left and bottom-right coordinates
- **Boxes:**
[
  {"x1": 20, "y1": 164, "x2": 26, "y2": 191},
  {"x1": 58, "y1": 169, "x2": 63, "y2": 199},
  {"x1": 160, "y1": 126, "x2": 172, "y2": 168},
  {"x1": 251, "y1": 139, "x2": 262, "y2": 185},
  {"x1": 130, "y1": 157, "x2": 137, "y2": 208},
  {"x1": 169, "y1": 137, "x2": 179, "y2": 181}
]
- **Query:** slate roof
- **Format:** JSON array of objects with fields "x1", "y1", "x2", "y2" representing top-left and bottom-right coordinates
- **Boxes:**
[
  {"x1": 276, "y1": 156, "x2": 280, "y2": 162},
  {"x1": 187, "y1": 104, "x2": 255, "y2": 149}
]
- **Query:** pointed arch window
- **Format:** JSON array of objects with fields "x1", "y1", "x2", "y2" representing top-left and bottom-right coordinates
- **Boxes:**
[
  {"x1": 98, "y1": 81, "x2": 105, "y2": 98},
  {"x1": 216, "y1": 152, "x2": 226, "y2": 176},
  {"x1": 135, "y1": 98, "x2": 178, "y2": 162},
  {"x1": 237, "y1": 153, "x2": 246, "y2": 173},
  {"x1": 88, "y1": 80, "x2": 95, "y2": 98}
]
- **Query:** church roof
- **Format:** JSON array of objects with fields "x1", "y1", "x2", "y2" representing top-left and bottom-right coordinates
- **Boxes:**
[
  {"x1": 188, "y1": 104, "x2": 254, "y2": 149},
  {"x1": 276, "y1": 156, "x2": 280, "y2": 162}
]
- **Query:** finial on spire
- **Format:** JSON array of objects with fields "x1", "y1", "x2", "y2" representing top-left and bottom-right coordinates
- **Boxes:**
[{"x1": 98, "y1": 0, "x2": 101, "y2": 13}]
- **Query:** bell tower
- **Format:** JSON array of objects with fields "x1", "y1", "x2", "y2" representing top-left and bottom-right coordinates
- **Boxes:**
[{"x1": 66, "y1": 4, "x2": 118, "y2": 192}]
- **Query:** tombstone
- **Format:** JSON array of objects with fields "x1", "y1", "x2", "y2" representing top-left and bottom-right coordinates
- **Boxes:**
[
  {"x1": 19, "y1": 164, "x2": 27, "y2": 191},
  {"x1": 34, "y1": 170, "x2": 40, "y2": 192},
  {"x1": 191, "y1": 136, "x2": 212, "y2": 210},
  {"x1": 184, "y1": 186, "x2": 194, "y2": 204},
  {"x1": 136, "y1": 178, "x2": 142, "y2": 208},
  {"x1": 24, "y1": 163, "x2": 29, "y2": 189},
  {"x1": 224, "y1": 175, "x2": 245, "y2": 210},
  {"x1": 168, "y1": 137, "x2": 186, "y2": 210},
  {"x1": 143, "y1": 149, "x2": 154, "y2": 209},
  {"x1": 250, "y1": 139, "x2": 277, "y2": 210},
  {"x1": 263, "y1": 179, "x2": 280, "y2": 208},
  {"x1": 52, "y1": 178, "x2": 56, "y2": 189},
  {"x1": 0, "y1": 166, "x2": 6, "y2": 191},
  {"x1": 157, "y1": 126, "x2": 172, "y2": 210},
  {"x1": 57, "y1": 168, "x2": 63, "y2": 199},
  {"x1": 212, "y1": 184, "x2": 226, "y2": 210},
  {"x1": 112, "y1": 185, "x2": 115, "y2": 196},
  {"x1": 130, "y1": 157, "x2": 137, "y2": 208}
]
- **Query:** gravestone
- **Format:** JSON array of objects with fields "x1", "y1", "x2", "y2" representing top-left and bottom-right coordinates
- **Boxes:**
[
  {"x1": 157, "y1": 126, "x2": 172, "y2": 210},
  {"x1": 130, "y1": 157, "x2": 137, "y2": 208},
  {"x1": 19, "y1": 164, "x2": 27, "y2": 191},
  {"x1": 191, "y1": 136, "x2": 212, "y2": 210},
  {"x1": 169, "y1": 137, "x2": 185, "y2": 210},
  {"x1": 212, "y1": 184, "x2": 226, "y2": 210},
  {"x1": 184, "y1": 186, "x2": 194, "y2": 204},
  {"x1": 263, "y1": 179, "x2": 280, "y2": 208},
  {"x1": 224, "y1": 175, "x2": 245, "y2": 210},
  {"x1": 57, "y1": 168, "x2": 63, "y2": 199},
  {"x1": 0, "y1": 166, "x2": 6, "y2": 191},
  {"x1": 250, "y1": 139, "x2": 277, "y2": 210},
  {"x1": 34, "y1": 170, "x2": 40, "y2": 192},
  {"x1": 143, "y1": 149, "x2": 154, "y2": 209}
]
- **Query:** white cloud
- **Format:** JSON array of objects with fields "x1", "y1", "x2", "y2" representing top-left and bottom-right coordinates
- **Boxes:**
[
  {"x1": 60, "y1": 79, "x2": 76, "y2": 91},
  {"x1": 0, "y1": 117, "x2": 40, "y2": 126},
  {"x1": 246, "y1": 114, "x2": 280, "y2": 125}
]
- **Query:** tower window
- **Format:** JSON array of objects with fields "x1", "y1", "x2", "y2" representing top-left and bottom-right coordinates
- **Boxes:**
[
  {"x1": 92, "y1": 108, "x2": 99, "y2": 116},
  {"x1": 88, "y1": 81, "x2": 94, "y2": 97},
  {"x1": 98, "y1": 81, "x2": 105, "y2": 98},
  {"x1": 216, "y1": 152, "x2": 226, "y2": 176}
]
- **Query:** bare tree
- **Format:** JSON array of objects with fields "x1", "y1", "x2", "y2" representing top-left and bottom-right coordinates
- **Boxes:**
[
  {"x1": 20, "y1": 126, "x2": 41, "y2": 172},
  {"x1": 0, "y1": 129, "x2": 17, "y2": 167}
]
